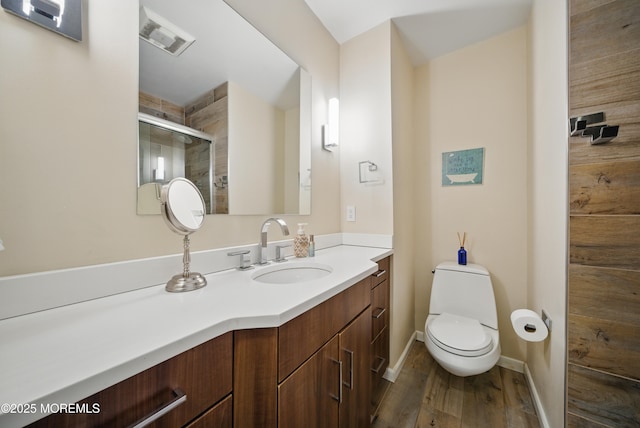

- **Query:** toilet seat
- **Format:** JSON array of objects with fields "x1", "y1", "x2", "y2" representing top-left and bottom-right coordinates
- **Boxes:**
[{"x1": 427, "y1": 313, "x2": 493, "y2": 357}]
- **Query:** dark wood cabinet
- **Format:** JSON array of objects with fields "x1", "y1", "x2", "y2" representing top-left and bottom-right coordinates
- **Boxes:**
[
  {"x1": 233, "y1": 328, "x2": 278, "y2": 428},
  {"x1": 278, "y1": 277, "x2": 371, "y2": 382},
  {"x1": 29, "y1": 332, "x2": 233, "y2": 428},
  {"x1": 235, "y1": 277, "x2": 372, "y2": 428},
  {"x1": 278, "y1": 335, "x2": 340, "y2": 428},
  {"x1": 278, "y1": 308, "x2": 371, "y2": 428},
  {"x1": 339, "y1": 308, "x2": 372, "y2": 427},
  {"x1": 370, "y1": 257, "x2": 391, "y2": 421},
  {"x1": 185, "y1": 394, "x2": 232, "y2": 428}
]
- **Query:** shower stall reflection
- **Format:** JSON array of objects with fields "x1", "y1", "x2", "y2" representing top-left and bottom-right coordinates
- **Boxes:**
[{"x1": 138, "y1": 113, "x2": 220, "y2": 215}]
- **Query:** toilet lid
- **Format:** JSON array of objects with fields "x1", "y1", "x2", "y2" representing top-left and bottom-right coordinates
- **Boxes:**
[{"x1": 427, "y1": 313, "x2": 493, "y2": 357}]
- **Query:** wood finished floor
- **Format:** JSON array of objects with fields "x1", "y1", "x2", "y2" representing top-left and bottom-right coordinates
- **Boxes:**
[{"x1": 372, "y1": 341, "x2": 540, "y2": 428}]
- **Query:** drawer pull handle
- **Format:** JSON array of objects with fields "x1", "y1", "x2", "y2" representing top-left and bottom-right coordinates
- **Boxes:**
[
  {"x1": 372, "y1": 307, "x2": 386, "y2": 319},
  {"x1": 371, "y1": 356, "x2": 387, "y2": 374},
  {"x1": 372, "y1": 269, "x2": 386, "y2": 278},
  {"x1": 343, "y1": 349, "x2": 354, "y2": 390},
  {"x1": 330, "y1": 359, "x2": 343, "y2": 403},
  {"x1": 129, "y1": 388, "x2": 187, "y2": 428}
]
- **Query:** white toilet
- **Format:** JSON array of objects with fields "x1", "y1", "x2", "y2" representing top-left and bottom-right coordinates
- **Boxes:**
[{"x1": 424, "y1": 261, "x2": 500, "y2": 377}]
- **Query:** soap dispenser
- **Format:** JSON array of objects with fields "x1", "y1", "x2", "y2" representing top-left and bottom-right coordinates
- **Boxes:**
[
  {"x1": 294, "y1": 223, "x2": 309, "y2": 258},
  {"x1": 308, "y1": 234, "x2": 315, "y2": 257}
]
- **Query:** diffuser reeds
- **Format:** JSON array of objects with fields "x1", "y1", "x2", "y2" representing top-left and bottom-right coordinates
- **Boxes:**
[{"x1": 457, "y1": 232, "x2": 466, "y2": 248}]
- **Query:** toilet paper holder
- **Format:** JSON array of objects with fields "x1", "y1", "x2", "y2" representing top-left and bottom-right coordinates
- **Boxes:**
[
  {"x1": 541, "y1": 309, "x2": 552, "y2": 331},
  {"x1": 517, "y1": 309, "x2": 552, "y2": 332},
  {"x1": 511, "y1": 309, "x2": 550, "y2": 342}
]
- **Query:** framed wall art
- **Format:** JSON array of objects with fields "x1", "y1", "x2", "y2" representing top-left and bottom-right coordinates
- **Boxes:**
[{"x1": 442, "y1": 147, "x2": 485, "y2": 186}]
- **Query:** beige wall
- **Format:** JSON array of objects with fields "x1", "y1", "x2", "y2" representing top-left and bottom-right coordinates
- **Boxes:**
[
  {"x1": 228, "y1": 81, "x2": 284, "y2": 214},
  {"x1": 0, "y1": 0, "x2": 340, "y2": 276},
  {"x1": 339, "y1": 22, "x2": 394, "y2": 235},
  {"x1": 390, "y1": 23, "x2": 417, "y2": 366},
  {"x1": 337, "y1": 20, "x2": 417, "y2": 369},
  {"x1": 414, "y1": 28, "x2": 529, "y2": 361},
  {"x1": 527, "y1": 0, "x2": 568, "y2": 426},
  {"x1": 225, "y1": 0, "x2": 342, "y2": 230},
  {"x1": 413, "y1": 51, "x2": 433, "y2": 339}
]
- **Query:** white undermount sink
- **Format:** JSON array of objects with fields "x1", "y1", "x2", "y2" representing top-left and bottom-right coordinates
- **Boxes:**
[{"x1": 251, "y1": 262, "x2": 333, "y2": 284}]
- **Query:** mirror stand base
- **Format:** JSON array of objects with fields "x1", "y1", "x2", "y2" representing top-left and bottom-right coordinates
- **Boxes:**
[{"x1": 166, "y1": 273, "x2": 207, "y2": 293}]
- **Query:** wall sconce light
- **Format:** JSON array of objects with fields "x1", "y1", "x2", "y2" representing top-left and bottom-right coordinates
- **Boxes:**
[
  {"x1": 154, "y1": 156, "x2": 165, "y2": 181},
  {"x1": 2, "y1": 0, "x2": 82, "y2": 41},
  {"x1": 323, "y1": 98, "x2": 339, "y2": 151}
]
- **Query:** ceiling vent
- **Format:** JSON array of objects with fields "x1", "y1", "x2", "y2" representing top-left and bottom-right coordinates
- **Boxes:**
[{"x1": 139, "y1": 6, "x2": 195, "y2": 56}]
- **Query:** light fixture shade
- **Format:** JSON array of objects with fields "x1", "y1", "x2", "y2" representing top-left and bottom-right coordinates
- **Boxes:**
[{"x1": 323, "y1": 98, "x2": 339, "y2": 151}]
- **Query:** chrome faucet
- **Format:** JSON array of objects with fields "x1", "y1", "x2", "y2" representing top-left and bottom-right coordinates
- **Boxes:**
[{"x1": 258, "y1": 218, "x2": 290, "y2": 265}]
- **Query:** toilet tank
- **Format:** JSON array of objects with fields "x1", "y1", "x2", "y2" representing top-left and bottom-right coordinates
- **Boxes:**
[{"x1": 429, "y1": 261, "x2": 498, "y2": 329}]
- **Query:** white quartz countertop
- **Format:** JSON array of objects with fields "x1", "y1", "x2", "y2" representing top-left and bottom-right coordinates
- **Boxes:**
[{"x1": 0, "y1": 245, "x2": 391, "y2": 427}]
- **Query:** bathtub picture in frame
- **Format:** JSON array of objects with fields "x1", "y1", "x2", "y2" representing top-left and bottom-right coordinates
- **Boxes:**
[{"x1": 442, "y1": 147, "x2": 485, "y2": 186}]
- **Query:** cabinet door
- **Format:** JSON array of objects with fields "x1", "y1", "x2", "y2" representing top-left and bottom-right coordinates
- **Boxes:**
[
  {"x1": 339, "y1": 308, "x2": 371, "y2": 428},
  {"x1": 278, "y1": 336, "x2": 340, "y2": 428}
]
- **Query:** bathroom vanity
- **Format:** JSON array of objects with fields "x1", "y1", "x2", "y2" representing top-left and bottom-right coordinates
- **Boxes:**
[
  {"x1": 370, "y1": 256, "x2": 390, "y2": 417},
  {"x1": 0, "y1": 246, "x2": 391, "y2": 427}
]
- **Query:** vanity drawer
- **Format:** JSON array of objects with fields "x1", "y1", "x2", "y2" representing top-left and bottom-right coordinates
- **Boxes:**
[
  {"x1": 371, "y1": 257, "x2": 389, "y2": 287},
  {"x1": 371, "y1": 326, "x2": 389, "y2": 389},
  {"x1": 371, "y1": 279, "x2": 389, "y2": 340},
  {"x1": 29, "y1": 332, "x2": 233, "y2": 428},
  {"x1": 278, "y1": 277, "x2": 371, "y2": 382},
  {"x1": 185, "y1": 394, "x2": 232, "y2": 428}
]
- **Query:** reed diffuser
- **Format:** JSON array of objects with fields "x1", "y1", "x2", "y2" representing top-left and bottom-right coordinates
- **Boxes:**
[{"x1": 457, "y1": 232, "x2": 467, "y2": 265}]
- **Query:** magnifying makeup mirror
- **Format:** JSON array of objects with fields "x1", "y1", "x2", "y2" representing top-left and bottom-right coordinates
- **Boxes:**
[{"x1": 160, "y1": 177, "x2": 207, "y2": 292}]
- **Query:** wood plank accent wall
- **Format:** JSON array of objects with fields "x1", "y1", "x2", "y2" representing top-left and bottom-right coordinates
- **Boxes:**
[
  {"x1": 139, "y1": 92, "x2": 185, "y2": 125},
  {"x1": 186, "y1": 83, "x2": 229, "y2": 214},
  {"x1": 568, "y1": 1, "x2": 640, "y2": 426}
]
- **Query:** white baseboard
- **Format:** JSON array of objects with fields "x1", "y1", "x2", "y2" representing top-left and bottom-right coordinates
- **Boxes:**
[
  {"x1": 498, "y1": 355, "x2": 524, "y2": 373},
  {"x1": 524, "y1": 364, "x2": 551, "y2": 428},
  {"x1": 383, "y1": 331, "x2": 417, "y2": 383}
]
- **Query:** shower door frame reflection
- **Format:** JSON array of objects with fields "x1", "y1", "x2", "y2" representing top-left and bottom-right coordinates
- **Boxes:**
[{"x1": 138, "y1": 113, "x2": 216, "y2": 214}]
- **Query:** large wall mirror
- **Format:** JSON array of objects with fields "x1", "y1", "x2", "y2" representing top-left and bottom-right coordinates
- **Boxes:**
[{"x1": 138, "y1": 0, "x2": 311, "y2": 215}]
